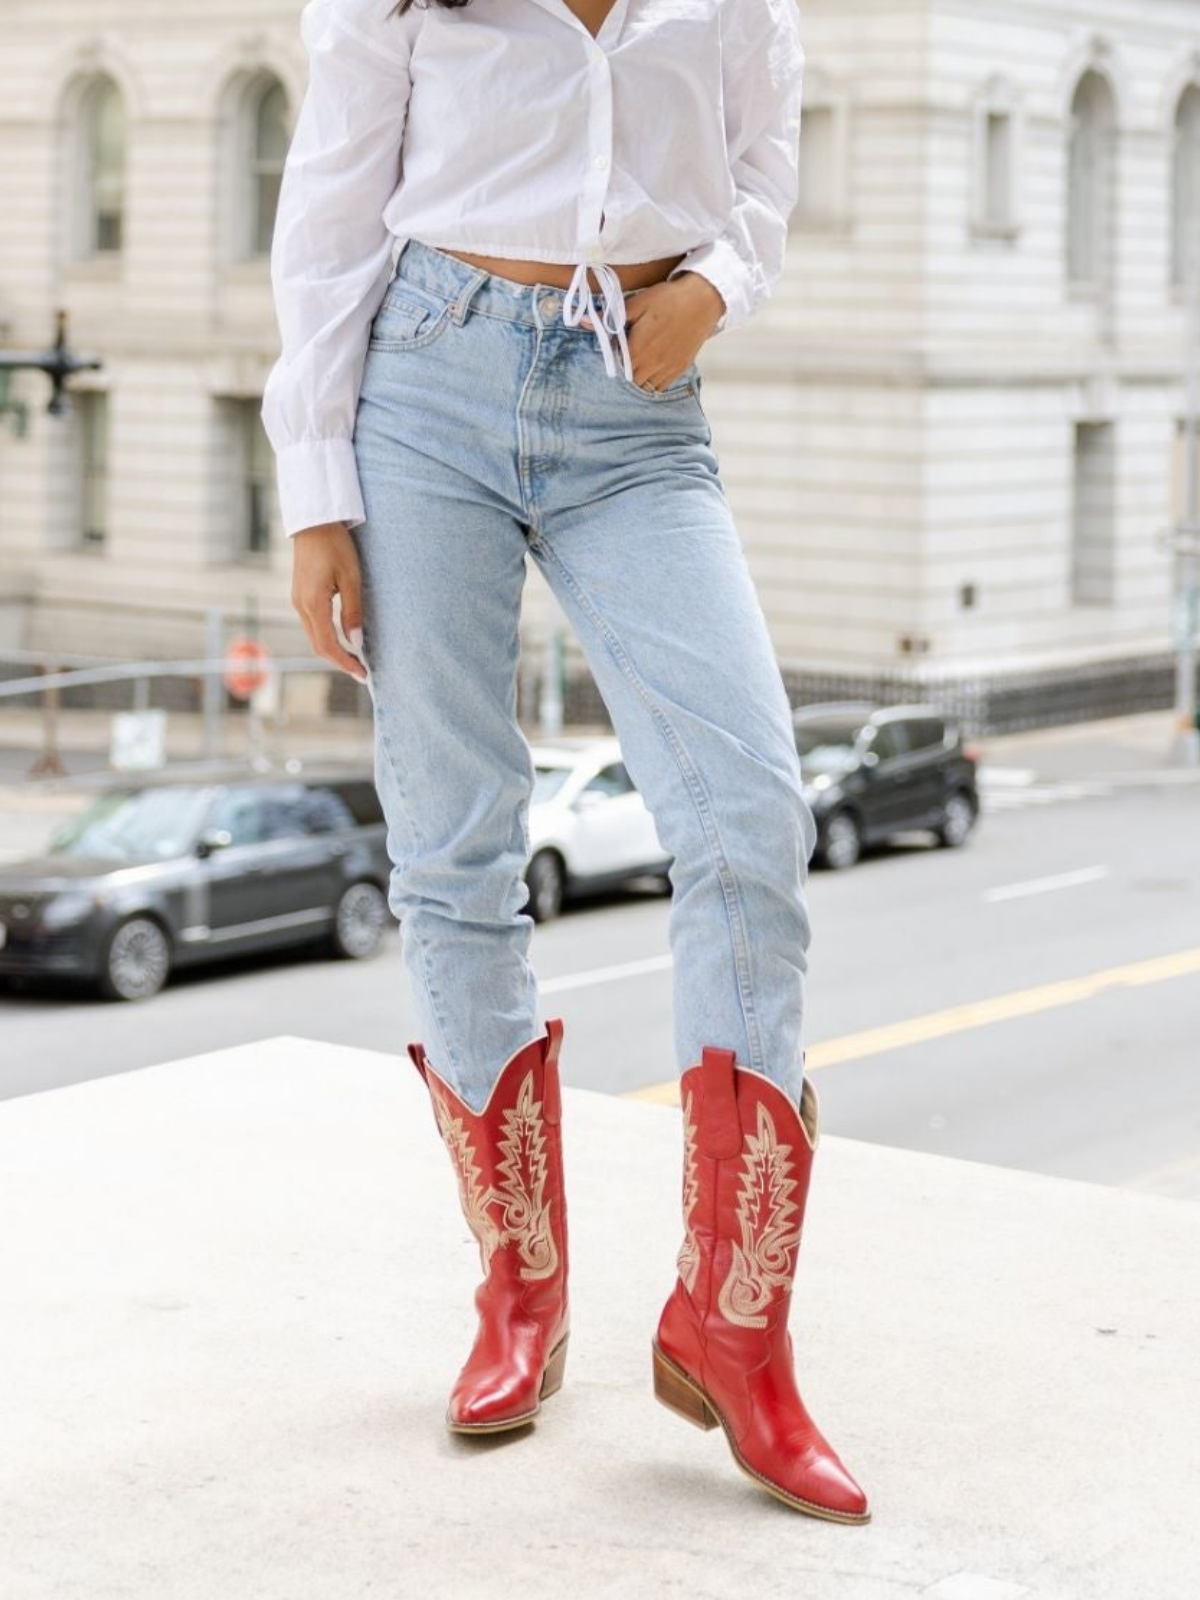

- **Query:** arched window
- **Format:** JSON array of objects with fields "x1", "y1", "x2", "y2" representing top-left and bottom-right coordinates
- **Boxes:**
[
  {"x1": 1066, "y1": 71, "x2": 1117, "y2": 288},
  {"x1": 1173, "y1": 85, "x2": 1200, "y2": 288},
  {"x1": 80, "y1": 75, "x2": 126, "y2": 255},
  {"x1": 237, "y1": 75, "x2": 290, "y2": 259}
]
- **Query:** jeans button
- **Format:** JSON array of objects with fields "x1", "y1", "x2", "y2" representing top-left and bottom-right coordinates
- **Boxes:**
[{"x1": 542, "y1": 293, "x2": 562, "y2": 318}]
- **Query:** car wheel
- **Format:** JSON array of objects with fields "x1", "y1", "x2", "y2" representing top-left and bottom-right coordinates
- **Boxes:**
[
  {"x1": 937, "y1": 790, "x2": 977, "y2": 848},
  {"x1": 526, "y1": 850, "x2": 566, "y2": 923},
  {"x1": 331, "y1": 880, "x2": 390, "y2": 959},
  {"x1": 818, "y1": 808, "x2": 862, "y2": 871},
  {"x1": 99, "y1": 915, "x2": 171, "y2": 1001}
]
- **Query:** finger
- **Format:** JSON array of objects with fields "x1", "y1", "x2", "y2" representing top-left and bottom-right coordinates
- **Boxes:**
[
  {"x1": 306, "y1": 600, "x2": 368, "y2": 683},
  {"x1": 336, "y1": 567, "x2": 365, "y2": 661},
  {"x1": 338, "y1": 565, "x2": 363, "y2": 634}
]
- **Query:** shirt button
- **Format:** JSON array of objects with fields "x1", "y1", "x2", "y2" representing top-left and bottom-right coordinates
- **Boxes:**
[{"x1": 593, "y1": 154, "x2": 608, "y2": 170}]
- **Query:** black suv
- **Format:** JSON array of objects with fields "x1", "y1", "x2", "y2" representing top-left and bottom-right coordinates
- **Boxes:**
[
  {"x1": 0, "y1": 771, "x2": 394, "y2": 1000},
  {"x1": 792, "y1": 702, "x2": 980, "y2": 870}
]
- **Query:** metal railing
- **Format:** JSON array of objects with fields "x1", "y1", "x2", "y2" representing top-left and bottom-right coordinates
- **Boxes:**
[{"x1": 0, "y1": 651, "x2": 362, "y2": 780}]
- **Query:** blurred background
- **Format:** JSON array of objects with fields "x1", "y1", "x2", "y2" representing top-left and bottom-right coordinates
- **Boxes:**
[{"x1": 0, "y1": 0, "x2": 1197, "y2": 1199}]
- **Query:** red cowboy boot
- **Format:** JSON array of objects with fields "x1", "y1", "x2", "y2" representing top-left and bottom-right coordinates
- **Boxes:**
[
  {"x1": 409, "y1": 1018, "x2": 569, "y2": 1434},
  {"x1": 653, "y1": 1046, "x2": 870, "y2": 1522}
]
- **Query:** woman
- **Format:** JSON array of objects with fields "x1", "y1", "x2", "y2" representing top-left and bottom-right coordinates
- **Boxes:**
[{"x1": 263, "y1": 0, "x2": 870, "y2": 1523}]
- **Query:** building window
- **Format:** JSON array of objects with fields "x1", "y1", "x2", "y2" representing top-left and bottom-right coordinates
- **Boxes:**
[
  {"x1": 970, "y1": 80, "x2": 1022, "y2": 239},
  {"x1": 77, "y1": 392, "x2": 110, "y2": 550},
  {"x1": 986, "y1": 111, "x2": 1015, "y2": 230},
  {"x1": 219, "y1": 399, "x2": 275, "y2": 559},
  {"x1": 79, "y1": 76, "x2": 126, "y2": 256},
  {"x1": 223, "y1": 73, "x2": 290, "y2": 262},
  {"x1": 797, "y1": 106, "x2": 836, "y2": 223},
  {"x1": 1172, "y1": 419, "x2": 1198, "y2": 528},
  {"x1": 1066, "y1": 72, "x2": 1117, "y2": 288},
  {"x1": 1071, "y1": 422, "x2": 1116, "y2": 606},
  {"x1": 795, "y1": 89, "x2": 849, "y2": 231},
  {"x1": 984, "y1": 112, "x2": 1014, "y2": 225},
  {"x1": 1172, "y1": 85, "x2": 1200, "y2": 289},
  {"x1": 249, "y1": 78, "x2": 289, "y2": 257}
]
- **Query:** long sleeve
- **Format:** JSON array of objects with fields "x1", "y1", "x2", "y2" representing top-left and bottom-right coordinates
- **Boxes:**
[
  {"x1": 262, "y1": 0, "x2": 415, "y2": 538},
  {"x1": 667, "y1": 0, "x2": 805, "y2": 334}
]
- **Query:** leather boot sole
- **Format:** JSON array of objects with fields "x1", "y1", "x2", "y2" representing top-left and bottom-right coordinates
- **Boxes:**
[
  {"x1": 652, "y1": 1340, "x2": 871, "y2": 1524},
  {"x1": 446, "y1": 1334, "x2": 569, "y2": 1435}
]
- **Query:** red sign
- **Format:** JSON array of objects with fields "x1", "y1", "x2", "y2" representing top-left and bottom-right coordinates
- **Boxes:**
[{"x1": 224, "y1": 637, "x2": 271, "y2": 700}]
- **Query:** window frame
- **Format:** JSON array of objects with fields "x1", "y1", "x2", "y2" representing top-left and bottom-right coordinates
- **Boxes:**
[
  {"x1": 1171, "y1": 83, "x2": 1200, "y2": 292},
  {"x1": 970, "y1": 79, "x2": 1023, "y2": 242},
  {"x1": 1066, "y1": 70, "x2": 1118, "y2": 295}
]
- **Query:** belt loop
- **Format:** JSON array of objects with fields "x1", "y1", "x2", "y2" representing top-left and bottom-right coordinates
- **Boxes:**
[{"x1": 451, "y1": 269, "x2": 489, "y2": 325}]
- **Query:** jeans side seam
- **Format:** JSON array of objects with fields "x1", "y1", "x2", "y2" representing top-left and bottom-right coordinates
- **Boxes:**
[
  {"x1": 364, "y1": 644, "x2": 459, "y2": 1088},
  {"x1": 529, "y1": 536, "x2": 765, "y2": 1077}
]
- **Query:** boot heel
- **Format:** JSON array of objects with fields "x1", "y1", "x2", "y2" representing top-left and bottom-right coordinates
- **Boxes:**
[
  {"x1": 652, "y1": 1344, "x2": 718, "y2": 1431},
  {"x1": 539, "y1": 1335, "x2": 569, "y2": 1400}
]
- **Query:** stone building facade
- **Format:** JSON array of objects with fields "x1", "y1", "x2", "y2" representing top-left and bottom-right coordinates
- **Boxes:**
[{"x1": 0, "y1": 0, "x2": 1197, "y2": 727}]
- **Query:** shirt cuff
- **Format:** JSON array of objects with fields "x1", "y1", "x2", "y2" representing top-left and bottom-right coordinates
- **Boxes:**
[
  {"x1": 667, "y1": 238, "x2": 754, "y2": 334},
  {"x1": 274, "y1": 436, "x2": 365, "y2": 538}
]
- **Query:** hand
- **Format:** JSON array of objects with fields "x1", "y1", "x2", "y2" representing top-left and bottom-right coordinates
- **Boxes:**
[
  {"x1": 622, "y1": 272, "x2": 726, "y2": 391},
  {"x1": 290, "y1": 521, "x2": 369, "y2": 684}
]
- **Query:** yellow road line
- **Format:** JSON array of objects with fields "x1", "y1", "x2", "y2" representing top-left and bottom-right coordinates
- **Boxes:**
[{"x1": 623, "y1": 944, "x2": 1200, "y2": 1106}]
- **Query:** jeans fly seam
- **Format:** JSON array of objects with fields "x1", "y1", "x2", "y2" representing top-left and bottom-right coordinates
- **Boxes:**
[
  {"x1": 515, "y1": 323, "x2": 546, "y2": 531},
  {"x1": 527, "y1": 536, "x2": 765, "y2": 1077}
]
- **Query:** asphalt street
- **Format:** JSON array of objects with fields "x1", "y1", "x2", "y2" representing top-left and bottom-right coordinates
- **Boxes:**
[{"x1": 2, "y1": 727, "x2": 1196, "y2": 1200}]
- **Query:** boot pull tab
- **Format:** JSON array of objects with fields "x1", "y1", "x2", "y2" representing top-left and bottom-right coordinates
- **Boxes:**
[
  {"x1": 541, "y1": 1017, "x2": 564, "y2": 1125},
  {"x1": 699, "y1": 1046, "x2": 743, "y2": 1159},
  {"x1": 407, "y1": 1042, "x2": 429, "y2": 1083}
]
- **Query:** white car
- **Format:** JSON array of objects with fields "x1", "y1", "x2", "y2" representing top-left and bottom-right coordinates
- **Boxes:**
[{"x1": 525, "y1": 737, "x2": 672, "y2": 921}]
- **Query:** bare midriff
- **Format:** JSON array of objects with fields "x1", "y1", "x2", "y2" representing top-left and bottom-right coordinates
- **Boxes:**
[{"x1": 435, "y1": 248, "x2": 689, "y2": 297}]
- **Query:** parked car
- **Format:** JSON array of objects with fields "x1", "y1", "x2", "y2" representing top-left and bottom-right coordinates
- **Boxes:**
[
  {"x1": 792, "y1": 702, "x2": 980, "y2": 870},
  {"x1": 525, "y1": 737, "x2": 672, "y2": 920},
  {"x1": 0, "y1": 771, "x2": 394, "y2": 1000}
]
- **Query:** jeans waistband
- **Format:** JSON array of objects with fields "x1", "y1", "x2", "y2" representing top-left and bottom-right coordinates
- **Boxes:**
[{"x1": 391, "y1": 236, "x2": 638, "y2": 381}]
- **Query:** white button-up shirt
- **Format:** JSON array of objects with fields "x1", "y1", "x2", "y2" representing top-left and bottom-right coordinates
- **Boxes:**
[{"x1": 263, "y1": 0, "x2": 805, "y2": 537}]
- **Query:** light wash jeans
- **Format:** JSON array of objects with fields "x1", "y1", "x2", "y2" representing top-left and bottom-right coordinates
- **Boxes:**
[{"x1": 351, "y1": 238, "x2": 818, "y2": 1113}]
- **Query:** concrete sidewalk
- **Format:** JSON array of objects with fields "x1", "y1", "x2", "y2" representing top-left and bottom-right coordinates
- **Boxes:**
[{"x1": 1, "y1": 1038, "x2": 1195, "y2": 1600}]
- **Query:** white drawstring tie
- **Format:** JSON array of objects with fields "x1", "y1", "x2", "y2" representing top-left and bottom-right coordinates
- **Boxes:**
[{"x1": 562, "y1": 260, "x2": 635, "y2": 382}]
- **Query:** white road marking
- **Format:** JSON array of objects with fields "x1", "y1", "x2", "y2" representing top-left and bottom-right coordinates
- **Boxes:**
[
  {"x1": 977, "y1": 767, "x2": 1037, "y2": 788},
  {"x1": 539, "y1": 951, "x2": 674, "y2": 994},
  {"x1": 984, "y1": 864, "x2": 1110, "y2": 903}
]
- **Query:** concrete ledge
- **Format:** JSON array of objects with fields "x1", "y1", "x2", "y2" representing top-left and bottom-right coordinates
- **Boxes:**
[{"x1": 1, "y1": 1039, "x2": 1195, "y2": 1600}]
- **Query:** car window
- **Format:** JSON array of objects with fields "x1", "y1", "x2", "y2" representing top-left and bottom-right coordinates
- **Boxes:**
[
  {"x1": 302, "y1": 786, "x2": 358, "y2": 834},
  {"x1": 906, "y1": 717, "x2": 945, "y2": 751},
  {"x1": 584, "y1": 762, "x2": 634, "y2": 798},
  {"x1": 793, "y1": 719, "x2": 866, "y2": 762},
  {"x1": 256, "y1": 786, "x2": 322, "y2": 842},
  {"x1": 534, "y1": 765, "x2": 573, "y2": 803},
  {"x1": 207, "y1": 789, "x2": 266, "y2": 847},
  {"x1": 48, "y1": 787, "x2": 211, "y2": 863},
  {"x1": 325, "y1": 779, "x2": 385, "y2": 825},
  {"x1": 870, "y1": 721, "x2": 910, "y2": 761}
]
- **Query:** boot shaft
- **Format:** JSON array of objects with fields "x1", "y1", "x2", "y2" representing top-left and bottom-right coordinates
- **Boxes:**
[
  {"x1": 676, "y1": 1046, "x2": 818, "y2": 1329},
  {"x1": 409, "y1": 1019, "x2": 569, "y2": 1311}
]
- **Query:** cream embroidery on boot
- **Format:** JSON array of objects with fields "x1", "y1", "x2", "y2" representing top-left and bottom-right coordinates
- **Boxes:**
[
  {"x1": 495, "y1": 1071, "x2": 558, "y2": 1282},
  {"x1": 717, "y1": 1100, "x2": 801, "y2": 1329},
  {"x1": 676, "y1": 1090, "x2": 701, "y2": 1293},
  {"x1": 432, "y1": 1096, "x2": 504, "y2": 1273}
]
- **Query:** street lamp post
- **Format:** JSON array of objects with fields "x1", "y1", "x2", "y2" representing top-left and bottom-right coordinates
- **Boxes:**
[
  {"x1": 1, "y1": 309, "x2": 104, "y2": 777},
  {"x1": 0, "y1": 308, "x2": 103, "y2": 427}
]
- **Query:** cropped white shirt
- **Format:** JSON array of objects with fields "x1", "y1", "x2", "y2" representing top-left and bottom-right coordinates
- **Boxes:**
[{"x1": 262, "y1": 0, "x2": 805, "y2": 537}]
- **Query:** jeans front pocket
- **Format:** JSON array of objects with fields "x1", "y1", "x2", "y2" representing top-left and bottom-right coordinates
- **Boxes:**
[
  {"x1": 368, "y1": 281, "x2": 455, "y2": 353},
  {"x1": 622, "y1": 361, "x2": 701, "y2": 404}
]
